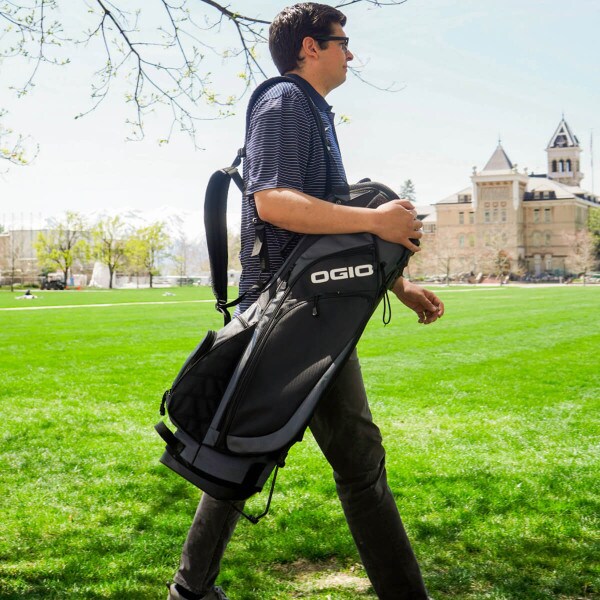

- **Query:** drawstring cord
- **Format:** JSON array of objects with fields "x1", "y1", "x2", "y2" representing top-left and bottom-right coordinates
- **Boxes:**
[{"x1": 382, "y1": 287, "x2": 392, "y2": 325}]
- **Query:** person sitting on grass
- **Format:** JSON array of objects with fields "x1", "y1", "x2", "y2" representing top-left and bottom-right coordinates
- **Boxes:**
[{"x1": 16, "y1": 289, "x2": 37, "y2": 300}]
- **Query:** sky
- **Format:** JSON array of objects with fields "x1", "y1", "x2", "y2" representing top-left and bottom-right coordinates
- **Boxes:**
[{"x1": 1, "y1": 0, "x2": 599, "y2": 233}]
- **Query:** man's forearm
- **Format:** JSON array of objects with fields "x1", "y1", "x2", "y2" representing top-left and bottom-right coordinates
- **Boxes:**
[
  {"x1": 392, "y1": 276, "x2": 405, "y2": 295},
  {"x1": 254, "y1": 187, "x2": 422, "y2": 250},
  {"x1": 255, "y1": 188, "x2": 378, "y2": 234}
]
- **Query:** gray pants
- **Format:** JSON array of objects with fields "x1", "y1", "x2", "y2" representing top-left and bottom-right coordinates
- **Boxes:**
[{"x1": 173, "y1": 351, "x2": 428, "y2": 600}]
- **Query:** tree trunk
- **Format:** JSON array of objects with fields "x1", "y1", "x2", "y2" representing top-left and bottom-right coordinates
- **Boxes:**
[
  {"x1": 109, "y1": 266, "x2": 114, "y2": 289},
  {"x1": 149, "y1": 271, "x2": 153, "y2": 288}
]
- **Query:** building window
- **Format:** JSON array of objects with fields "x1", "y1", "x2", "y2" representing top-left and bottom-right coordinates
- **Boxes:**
[
  {"x1": 566, "y1": 159, "x2": 572, "y2": 172},
  {"x1": 459, "y1": 211, "x2": 464, "y2": 224},
  {"x1": 544, "y1": 232, "x2": 552, "y2": 246},
  {"x1": 533, "y1": 208, "x2": 540, "y2": 223},
  {"x1": 469, "y1": 234, "x2": 475, "y2": 247},
  {"x1": 533, "y1": 231, "x2": 542, "y2": 246},
  {"x1": 544, "y1": 208, "x2": 552, "y2": 223},
  {"x1": 545, "y1": 255, "x2": 553, "y2": 271},
  {"x1": 559, "y1": 160, "x2": 564, "y2": 172},
  {"x1": 469, "y1": 212, "x2": 475, "y2": 224},
  {"x1": 493, "y1": 209, "x2": 498, "y2": 222},
  {"x1": 501, "y1": 209, "x2": 507, "y2": 223},
  {"x1": 459, "y1": 235, "x2": 465, "y2": 248},
  {"x1": 552, "y1": 160, "x2": 557, "y2": 172},
  {"x1": 484, "y1": 211, "x2": 491, "y2": 223}
]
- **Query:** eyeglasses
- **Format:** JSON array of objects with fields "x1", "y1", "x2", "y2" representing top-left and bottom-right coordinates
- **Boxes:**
[{"x1": 313, "y1": 35, "x2": 350, "y2": 54}]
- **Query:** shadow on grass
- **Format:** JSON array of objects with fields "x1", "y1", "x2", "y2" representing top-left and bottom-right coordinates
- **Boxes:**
[{"x1": 401, "y1": 469, "x2": 598, "y2": 600}]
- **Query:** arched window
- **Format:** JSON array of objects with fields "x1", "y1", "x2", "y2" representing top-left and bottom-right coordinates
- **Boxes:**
[
  {"x1": 559, "y1": 160, "x2": 564, "y2": 172},
  {"x1": 552, "y1": 160, "x2": 557, "y2": 172},
  {"x1": 544, "y1": 232, "x2": 552, "y2": 246},
  {"x1": 566, "y1": 159, "x2": 572, "y2": 171},
  {"x1": 533, "y1": 231, "x2": 542, "y2": 246},
  {"x1": 459, "y1": 235, "x2": 465, "y2": 248}
]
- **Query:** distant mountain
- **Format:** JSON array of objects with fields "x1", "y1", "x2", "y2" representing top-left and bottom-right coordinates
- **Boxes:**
[{"x1": 82, "y1": 206, "x2": 206, "y2": 242}]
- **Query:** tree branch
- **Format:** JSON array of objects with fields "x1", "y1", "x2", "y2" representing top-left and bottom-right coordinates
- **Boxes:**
[{"x1": 0, "y1": 0, "x2": 408, "y2": 146}]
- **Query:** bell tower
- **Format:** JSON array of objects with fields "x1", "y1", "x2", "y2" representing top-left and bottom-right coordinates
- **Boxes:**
[{"x1": 546, "y1": 118, "x2": 583, "y2": 186}]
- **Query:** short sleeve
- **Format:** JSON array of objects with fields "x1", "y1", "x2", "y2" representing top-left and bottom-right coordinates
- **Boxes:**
[{"x1": 245, "y1": 86, "x2": 312, "y2": 196}]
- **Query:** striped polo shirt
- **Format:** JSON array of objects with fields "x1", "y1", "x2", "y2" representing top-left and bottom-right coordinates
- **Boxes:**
[{"x1": 238, "y1": 75, "x2": 348, "y2": 311}]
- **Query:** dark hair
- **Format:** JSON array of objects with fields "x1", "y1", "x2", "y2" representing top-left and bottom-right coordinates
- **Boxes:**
[{"x1": 269, "y1": 3, "x2": 347, "y2": 75}]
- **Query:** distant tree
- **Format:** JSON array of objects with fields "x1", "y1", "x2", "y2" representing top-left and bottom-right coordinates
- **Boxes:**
[
  {"x1": 425, "y1": 230, "x2": 465, "y2": 285},
  {"x1": 564, "y1": 229, "x2": 598, "y2": 285},
  {"x1": 172, "y1": 232, "x2": 191, "y2": 285},
  {"x1": 399, "y1": 179, "x2": 416, "y2": 203},
  {"x1": 480, "y1": 230, "x2": 512, "y2": 280},
  {"x1": 92, "y1": 215, "x2": 129, "y2": 289},
  {"x1": 35, "y1": 211, "x2": 89, "y2": 286},
  {"x1": 127, "y1": 222, "x2": 169, "y2": 288},
  {"x1": 1, "y1": 231, "x2": 24, "y2": 291},
  {"x1": 227, "y1": 231, "x2": 242, "y2": 271},
  {"x1": 589, "y1": 207, "x2": 600, "y2": 259}
]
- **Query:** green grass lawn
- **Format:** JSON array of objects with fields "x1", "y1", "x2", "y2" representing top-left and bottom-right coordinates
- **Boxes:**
[{"x1": 1, "y1": 285, "x2": 598, "y2": 599}]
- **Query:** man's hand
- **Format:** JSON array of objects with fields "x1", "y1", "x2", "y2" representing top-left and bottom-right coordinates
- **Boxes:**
[
  {"x1": 392, "y1": 278, "x2": 444, "y2": 325},
  {"x1": 373, "y1": 200, "x2": 422, "y2": 252}
]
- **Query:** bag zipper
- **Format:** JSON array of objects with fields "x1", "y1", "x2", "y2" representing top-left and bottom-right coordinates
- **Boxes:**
[{"x1": 215, "y1": 290, "x2": 296, "y2": 447}]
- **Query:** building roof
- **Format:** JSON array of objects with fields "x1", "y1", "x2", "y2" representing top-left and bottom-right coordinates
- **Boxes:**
[
  {"x1": 547, "y1": 118, "x2": 580, "y2": 149},
  {"x1": 414, "y1": 204, "x2": 437, "y2": 221},
  {"x1": 437, "y1": 186, "x2": 472, "y2": 204},
  {"x1": 526, "y1": 177, "x2": 573, "y2": 198},
  {"x1": 482, "y1": 143, "x2": 514, "y2": 172},
  {"x1": 415, "y1": 204, "x2": 435, "y2": 217},
  {"x1": 434, "y1": 174, "x2": 599, "y2": 207}
]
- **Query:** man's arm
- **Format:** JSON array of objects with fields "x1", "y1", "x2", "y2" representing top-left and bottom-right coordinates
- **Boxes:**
[
  {"x1": 255, "y1": 187, "x2": 444, "y2": 325},
  {"x1": 255, "y1": 188, "x2": 422, "y2": 253}
]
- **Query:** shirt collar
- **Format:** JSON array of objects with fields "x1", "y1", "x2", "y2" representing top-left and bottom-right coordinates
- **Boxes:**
[{"x1": 285, "y1": 74, "x2": 333, "y2": 113}]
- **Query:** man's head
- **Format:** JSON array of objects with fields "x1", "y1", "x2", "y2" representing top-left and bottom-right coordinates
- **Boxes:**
[{"x1": 269, "y1": 3, "x2": 352, "y2": 93}]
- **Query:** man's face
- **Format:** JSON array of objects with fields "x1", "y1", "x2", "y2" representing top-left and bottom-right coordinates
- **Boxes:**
[{"x1": 318, "y1": 22, "x2": 354, "y2": 91}]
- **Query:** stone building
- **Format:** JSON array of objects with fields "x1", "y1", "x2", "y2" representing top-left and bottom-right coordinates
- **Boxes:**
[
  {"x1": 0, "y1": 229, "x2": 45, "y2": 286},
  {"x1": 420, "y1": 118, "x2": 599, "y2": 278}
]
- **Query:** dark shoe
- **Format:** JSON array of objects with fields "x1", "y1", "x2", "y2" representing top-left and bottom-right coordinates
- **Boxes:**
[{"x1": 167, "y1": 582, "x2": 229, "y2": 600}]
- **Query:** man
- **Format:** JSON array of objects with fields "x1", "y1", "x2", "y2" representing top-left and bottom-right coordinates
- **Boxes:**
[{"x1": 168, "y1": 4, "x2": 444, "y2": 599}]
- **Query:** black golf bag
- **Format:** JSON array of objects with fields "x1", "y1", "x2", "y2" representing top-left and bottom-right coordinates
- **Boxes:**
[{"x1": 155, "y1": 76, "x2": 415, "y2": 521}]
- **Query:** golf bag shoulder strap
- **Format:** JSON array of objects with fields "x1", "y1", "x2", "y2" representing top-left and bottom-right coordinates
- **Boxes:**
[{"x1": 203, "y1": 75, "x2": 333, "y2": 325}]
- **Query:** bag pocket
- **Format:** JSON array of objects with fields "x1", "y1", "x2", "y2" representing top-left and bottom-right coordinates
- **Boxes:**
[
  {"x1": 220, "y1": 292, "x2": 372, "y2": 440},
  {"x1": 167, "y1": 322, "x2": 255, "y2": 443}
]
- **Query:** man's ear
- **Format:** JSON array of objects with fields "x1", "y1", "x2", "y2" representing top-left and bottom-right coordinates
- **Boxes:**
[{"x1": 301, "y1": 36, "x2": 320, "y2": 61}]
